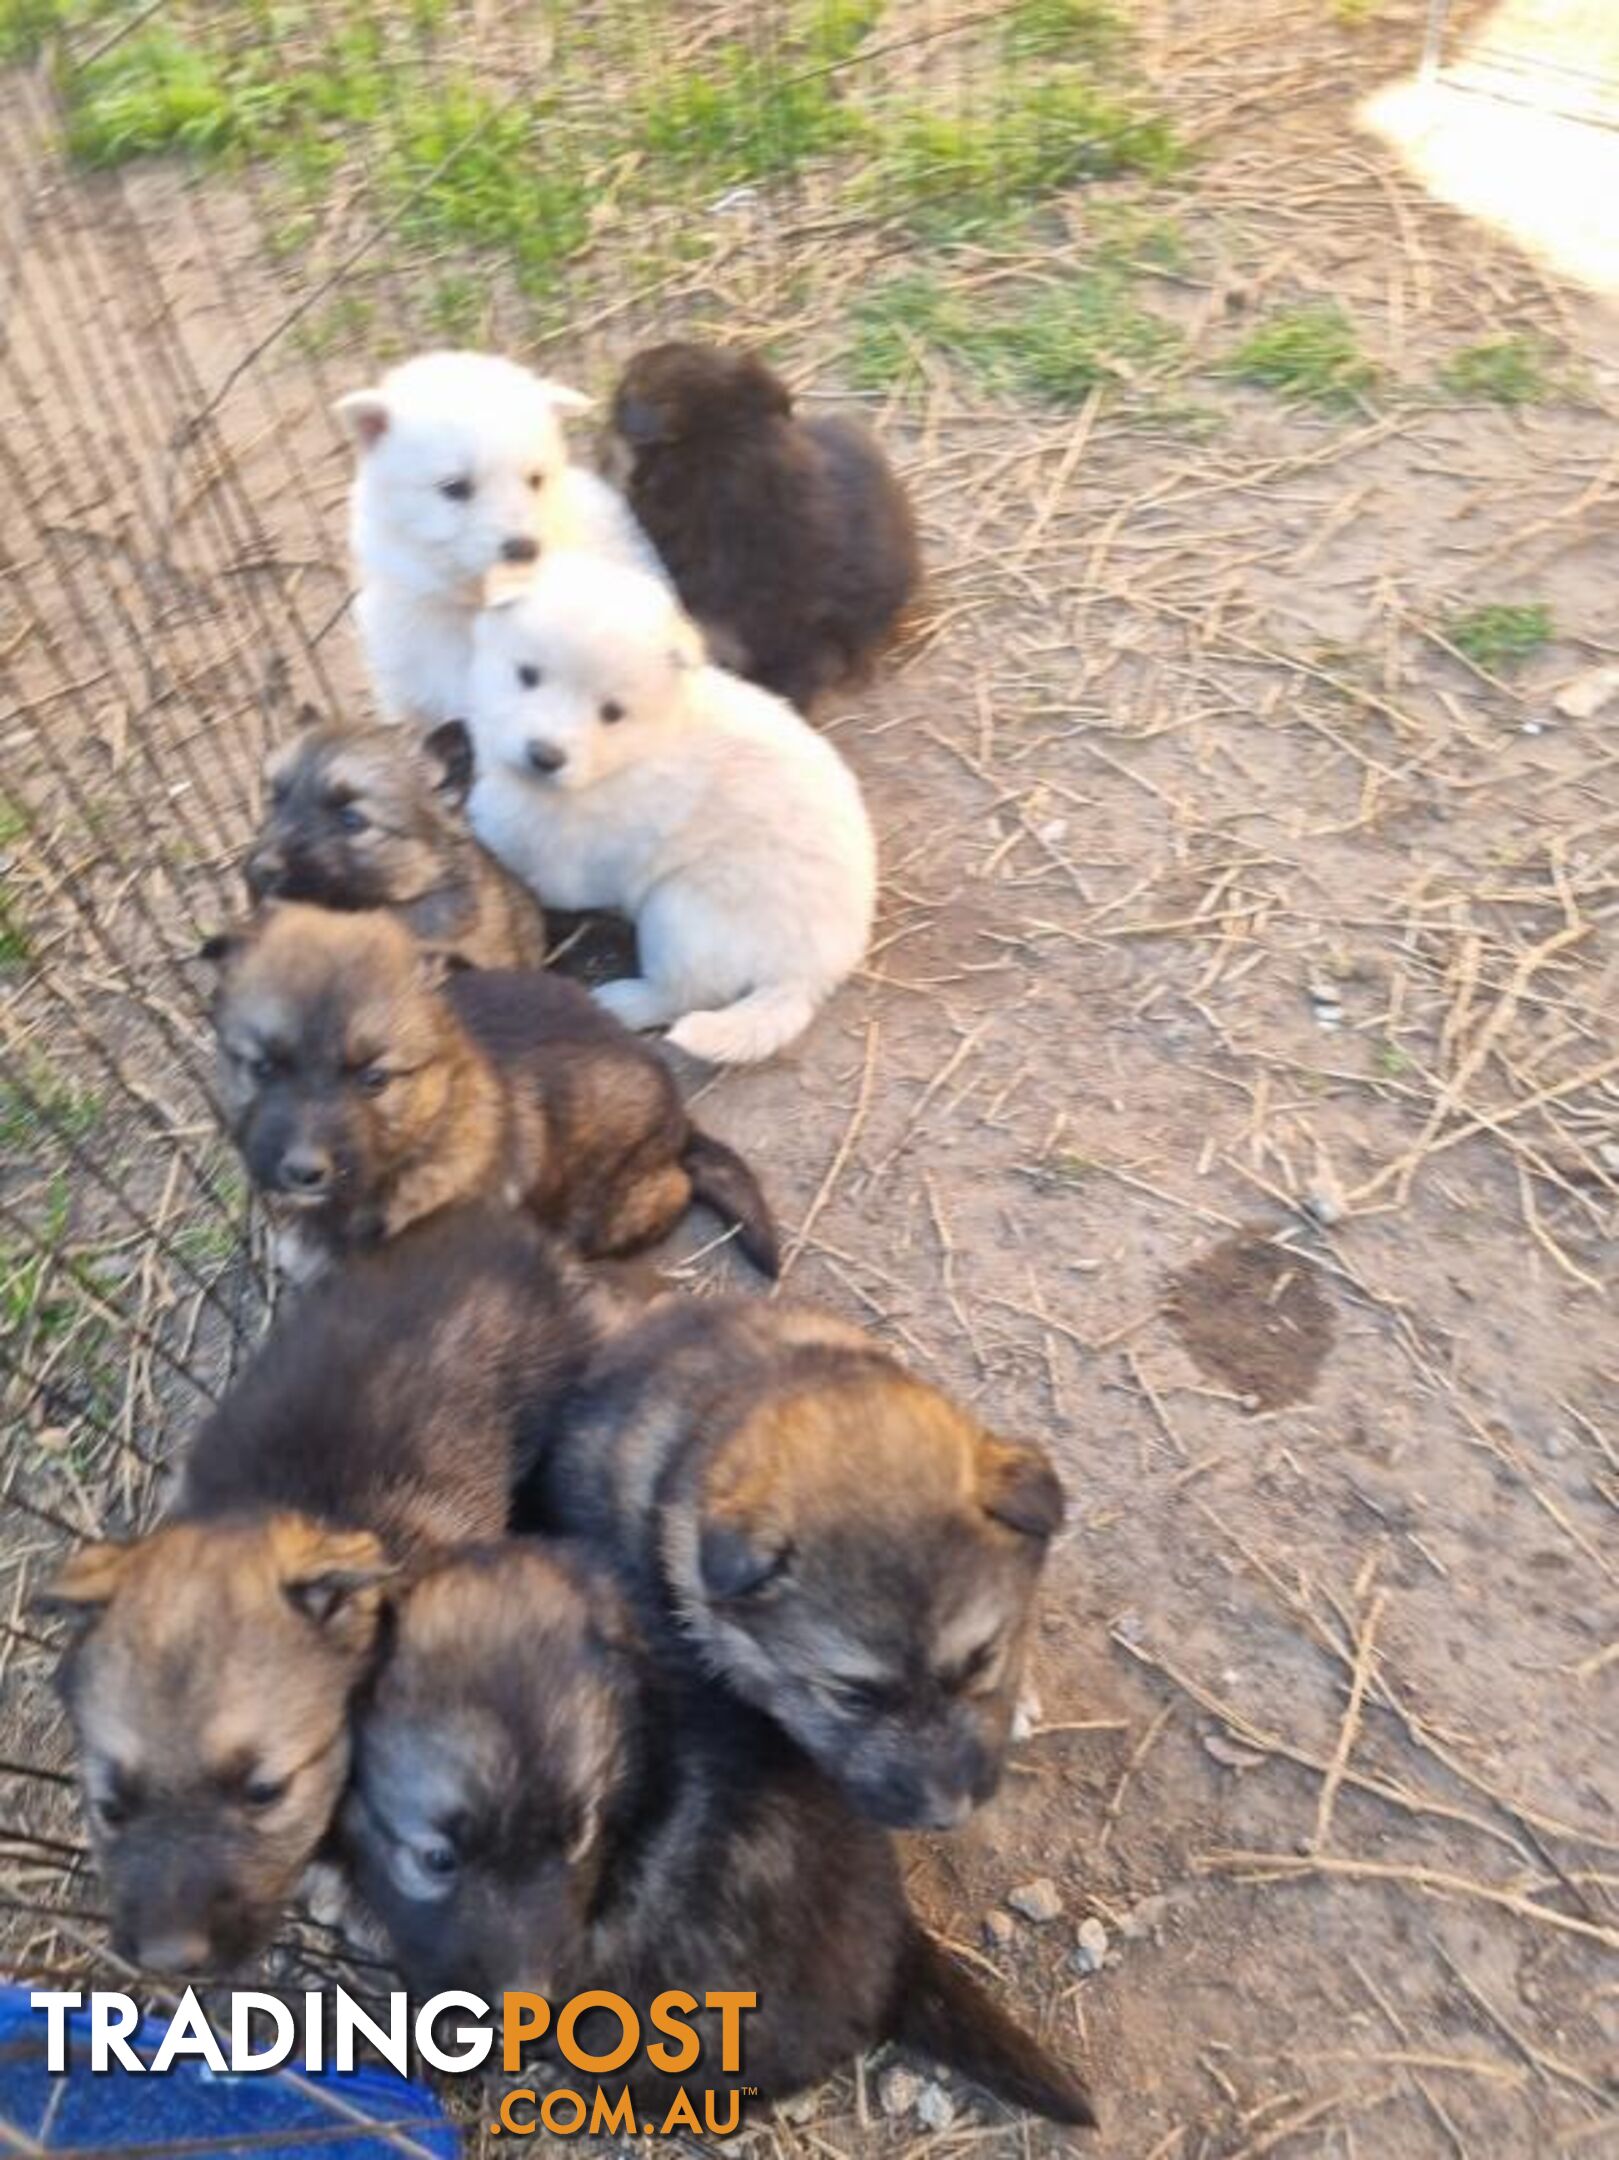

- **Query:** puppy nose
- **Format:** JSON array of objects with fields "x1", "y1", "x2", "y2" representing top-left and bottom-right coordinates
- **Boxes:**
[
  {"x1": 278, "y1": 1146, "x2": 333, "y2": 1194},
  {"x1": 244, "y1": 849, "x2": 282, "y2": 899},
  {"x1": 501, "y1": 535, "x2": 539, "y2": 564},
  {"x1": 526, "y1": 740, "x2": 566, "y2": 775}
]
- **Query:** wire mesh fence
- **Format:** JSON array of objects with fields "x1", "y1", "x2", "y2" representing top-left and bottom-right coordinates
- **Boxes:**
[{"x1": 0, "y1": 0, "x2": 1186, "y2": 2113}]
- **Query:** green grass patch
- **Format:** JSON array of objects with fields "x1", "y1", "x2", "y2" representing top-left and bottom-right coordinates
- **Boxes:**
[
  {"x1": 0, "y1": 1069, "x2": 102, "y2": 1152},
  {"x1": 65, "y1": 28, "x2": 292, "y2": 164},
  {"x1": 1438, "y1": 335, "x2": 1549, "y2": 407},
  {"x1": 1090, "y1": 201, "x2": 1187, "y2": 273},
  {"x1": 849, "y1": 266, "x2": 1180, "y2": 403},
  {"x1": 1224, "y1": 301, "x2": 1377, "y2": 407},
  {"x1": 874, "y1": 78, "x2": 1180, "y2": 239},
  {"x1": 636, "y1": 40, "x2": 859, "y2": 187},
  {"x1": 1003, "y1": 0, "x2": 1128, "y2": 61},
  {"x1": 1441, "y1": 601, "x2": 1553, "y2": 674},
  {"x1": 802, "y1": 0, "x2": 883, "y2": 64}
]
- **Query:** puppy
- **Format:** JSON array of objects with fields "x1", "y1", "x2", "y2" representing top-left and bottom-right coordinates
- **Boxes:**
[
  {"x1": 336, "y1": 349, "x2": 658, "y2": 730},
  {"x1": 613, "y1": 341, "x2": 920, "y2": 712},
  {"x1": 245, "y1": 713, "x2": 547, "y2": 971},
  {"x1": 205, "y1": 902, "x2": 777, "y2": 1280},
  {"x1": 343, "y1": 1542, "x2": 1095, "y2": 2123},
  {"x1": 467, "y1": 555, "x2": 876, "y2": 1066},
  {"x1": 526, "y1": 1297, "x2": 1063, "y2": 1829},
  {"x1": 42, "y1": 1205, "x2": 617, "y2": 1974}
]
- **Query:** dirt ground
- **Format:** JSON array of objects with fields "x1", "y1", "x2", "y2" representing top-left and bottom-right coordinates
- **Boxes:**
[{"x1": 3, "y1": 1, "x2": 1617, "y2": 2154}]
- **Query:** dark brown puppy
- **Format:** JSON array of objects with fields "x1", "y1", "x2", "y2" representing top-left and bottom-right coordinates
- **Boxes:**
[
  {"x1": 205, "y1": 903, "x2": 777, "y2": 1282},
  {"x1": 612, "y1": 342, "x2": 920, "y2": 713},
  {"x1": 343, "y1": 1542, "x2": 1096, "y2": 2124},
  {"x1": 526, "y1": 1298, "x2": 1062, "y2": 1830},
  {"x1": 245, "y1": 713, "x2": 547, "y2": 972},
  {"x1": 42, "y1": 1205, "x2": 618, "y2": 1976}
]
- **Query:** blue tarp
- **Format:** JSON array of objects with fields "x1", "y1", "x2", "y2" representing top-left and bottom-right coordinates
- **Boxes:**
[{"x1": 0, "y1": 1985, "x2": 459, "y2": 2157}]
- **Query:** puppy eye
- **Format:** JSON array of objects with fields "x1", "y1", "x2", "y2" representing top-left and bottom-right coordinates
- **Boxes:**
[
  {"x1": 357, "y1": 1065, "x2": 391, "y2": 1097},
  {"x1": 94, "y1": 1792, "x2": 133, "y2": 1832},
  {"x1": 526, "y1": 471, "x2": 545, "y2": 492},
  {"x1": 600, "y1": 699, "x2": 625, "y2": 725},
  {"x1": 829, "y1": 1677, "x2": 892, "y2": 1713},
  {"x1": 439, "y1": 477, "x2": 474, "y2": 502},
  {"x1": 242, "y1": 1773, "x2": 289, "y2": 1811},
  {"x1": 239, "y1": 1048, "x2": 277, "y2": 1084},
  {"x1": 517, "y1": 664, "x2": 541, "y2": 690},
  {"x1": 419, "y1": 1838, "x2": 458, "y2": 1879},
  {"x1": 335, "y1": 803, "x2": 368, "y2": 835}
]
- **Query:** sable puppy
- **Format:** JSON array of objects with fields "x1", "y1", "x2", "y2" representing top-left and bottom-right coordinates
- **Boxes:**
[
  {"x1": 245, "y1": 713, "x2": 547, "y2": 971},
  {"x1": 42, "y1": 1206, "x2": 616, "y2": 1975},
  {"x1": 527, "y1": 1298, "x2": 1063, "y2": 1830},
  {"x1": 612, "y1": 342, "x2": 921, "y2": 713},
  {"x1": 343, "y1": 1542, "x2": 1095, "y2": 2124},
  {"x1": 205, "y1": 903, "x2": 777, "y2": 1281}
]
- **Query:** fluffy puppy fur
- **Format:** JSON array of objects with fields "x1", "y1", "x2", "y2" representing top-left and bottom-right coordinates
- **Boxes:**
[
  {"x1": 336, "y1": 350, "x2": 658, "y2": 730},
  {"x1": 343, "y1": 1542, "x2": 1095, "y2": 2124},
  {"x1": 467, "y1": 555, "x2": 876, "y2": 1066},
  {"x1": 525, "y1": 1297, "x2": 1064, "y2": 1830},
  {"x1": 246, "y1": 713, "x2": 547, "y2": 971},
  {"x1": 205, "y1": 903, "x2": 777, "y2": 1280},
  {"x1": 613, "y1": 341, "x2": 920, "y2": 712},
  {"x1": 42, "y1": 1205, "x2": 617, "y2": 1975}
]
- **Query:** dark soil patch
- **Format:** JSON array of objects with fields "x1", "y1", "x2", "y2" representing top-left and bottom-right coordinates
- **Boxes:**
[{"x1": 1166, "y1": 1234, "x2": 1334, "y2": 1412}]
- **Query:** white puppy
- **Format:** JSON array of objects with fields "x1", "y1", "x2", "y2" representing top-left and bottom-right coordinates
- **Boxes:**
[
  {"x1": 467, "y1": 557, "x2": 877, "y2": 1066},
  {"x1": 336, "y1": 350, "x2": 656, "y2": 730}
]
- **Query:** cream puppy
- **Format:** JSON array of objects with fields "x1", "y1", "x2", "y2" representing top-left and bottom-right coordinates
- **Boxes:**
[
  {"x1": 467, "y1": 557, "x2": 877, "y2": 1065},
  {"x1": 336, "y1": 350, "x2": 655, "y2": 730}
]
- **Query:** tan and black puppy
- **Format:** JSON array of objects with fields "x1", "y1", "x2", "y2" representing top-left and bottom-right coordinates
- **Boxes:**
[
  {"x1": 527, "y1": 1299, "x2": 1062, "y2": 1829},
  {"x1": 204, "y1": 903, "x2": 777, "y2": 1281},
  {"x1": 42, "y1": 1204, "x2": 619, "y2": 1976},
  {"x1": 611, "y1": 342, "x2": 921, "y2": 713},
  {"x1": 343, "y1": 1542, "x2": 1095, "y2": 2124},
  {"x1": 245, "y1": 713, "x2": 547, "y2": 972}
]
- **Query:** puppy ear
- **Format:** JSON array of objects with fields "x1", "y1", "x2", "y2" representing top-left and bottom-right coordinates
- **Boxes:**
[
  {"x1": 698, "y1": 1513, "x2": 791, "y2": 1600},
  {"x1": 37, "y1": 1540, "x2": 139, "y2": 1627},
  {"x1": 744, "y1": 353, "x2": 793, "y2": 418},
  {"x1": 271, "y1": 1517, "x2": 396, "y2": 1629},
  {"x1": 420, "y1": 720, "x2": 474, "y2": 806},
  {"x1": 334, "y1": 390, "x2": 389, "y2": 451},
  {"x1": 976, "y1": 1438, "x2": 1065, "y2": 1542},
  {"x1": 535, "y1": 378, "x2": 594, "y2": 418}
]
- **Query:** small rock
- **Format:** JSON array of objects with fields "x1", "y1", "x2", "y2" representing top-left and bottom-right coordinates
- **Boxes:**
[
  {"x1": 1038, "y1": 818, "x2": 1069, "y2": 845},
  {"x1": 1303, "y1": 1186, "x2": 1344, "y2": 1227},
  {"x1": 1521, "y1": 718, "x2": 1544, "y2": 736},
  {"x1": 1554, "y1": 662, "x2": 1619, "y2": 720},
  {"x1": 1073, "y1": 1916, "x2": 1110, "y2": 1975},
  {"x1": 1313, "y1": 1003, "x2": 1345, "y2": 1027},
  {"x1": 878, "y1": 2066, "x2": 922, "y2": 2118},
  {"x1": 1009, "y1": 1877, "x2": 1063, "y2": 1924},
  {"x1": 1598, "y1": 1142, "x2": 1619, "y2": 1175},
  {"x1": 916, "y1": 2083, "x2": 956, "y2": 2132},
  {"x1": 983, "y1": 1908, "x2": 1015, "y2": 1951},
  {"x1": 1120, "y1": 1893, "x2": 1170, "y2": 1943},
  {"x1": 777, "y1": 2091, "x2": 819, "y2": 2126},
  {"x1": 1203, "y1": 1730, "x2": 1268, "y2": 1772},
  {"x1": 1305, "y1": 980, "x2": 1340, "y2": 1006},
  {"x1": 1113, "y1": 1607, "x2": 1146, "y2": 1647}
]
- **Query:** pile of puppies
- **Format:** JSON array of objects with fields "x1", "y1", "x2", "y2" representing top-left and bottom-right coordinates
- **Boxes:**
[{"x1": 44, "y1": 344, "x2": 1096, "y2": 2125}]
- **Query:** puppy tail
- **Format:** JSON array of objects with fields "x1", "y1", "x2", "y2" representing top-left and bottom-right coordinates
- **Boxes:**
[
  {"x1": 681, "y1": 1129, "x2": 780, "y2": 1277},
  {"x1": 666, "y1": 983, "x2": 819, "y2": 1067},
  {"x1": 888, "y1": 1925, "x2": 1098, "y2": 2129}
]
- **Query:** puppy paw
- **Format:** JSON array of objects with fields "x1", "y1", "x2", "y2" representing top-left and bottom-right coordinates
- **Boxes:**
[{"x1": 593, "y1": 977, "x2": 675, "y2": 1033}]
